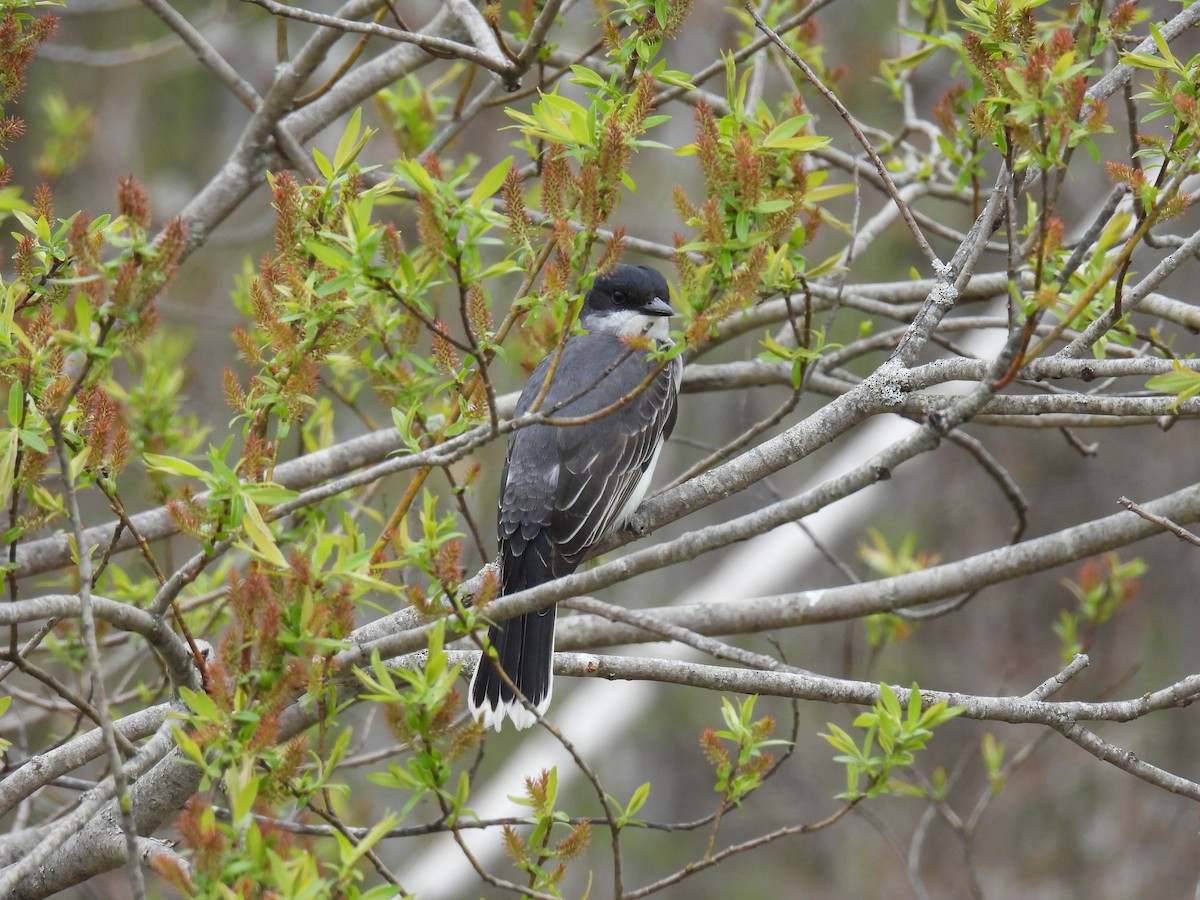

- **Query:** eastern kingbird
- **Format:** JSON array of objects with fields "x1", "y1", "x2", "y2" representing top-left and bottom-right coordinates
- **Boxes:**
[{"x1": 468, "y1": 264, "x2": 683, "y2": 730}]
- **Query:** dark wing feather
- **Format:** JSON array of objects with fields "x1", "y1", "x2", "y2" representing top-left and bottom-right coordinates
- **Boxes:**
[{"x1": 500, "y1": 332, "x2": 680, "y2": 566}]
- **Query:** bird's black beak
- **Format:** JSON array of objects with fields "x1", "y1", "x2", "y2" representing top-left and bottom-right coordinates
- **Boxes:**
[{"x1": 641, "y1": 296, "x2": 674, "y2": 317}]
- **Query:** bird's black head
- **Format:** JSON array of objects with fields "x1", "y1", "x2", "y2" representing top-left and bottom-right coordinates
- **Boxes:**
[{"x1": 581, "y1": 265, "x2": 674, "y2": 336}]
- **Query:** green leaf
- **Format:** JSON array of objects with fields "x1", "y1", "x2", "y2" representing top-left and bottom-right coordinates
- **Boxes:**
[
  {"x1": 753, "y1": 198, "x2": 793, "y2": 214},
  {"x1": 1149, "y1": 22, "x2": 1179, "y2": 71},
  {"x1": 67, "y1": 448, "x2": 90, "y2": 485},
  {"x1": 625, "y1": 782, "x2": 650, "y2": 821},
  {"x1": 762, "y1": 134, "x2": 831, "y2": 153},
  {"x1": 227, "y1": 760, "x2": 260, "y2": 825},
  {"x1": 807, "y1": 183, "x2": 854, "y2": 203},
  {"x1": 171, "y1": 725, "x2": 205, "y2": 767},
  {"x1": 906, "y1": 684, "x2": 923, "y2": 730},
  {"x1": 396, "y1": 159, "x2": 438, "y2": 196},
  {"x1": 6, "y1": 384, "x2": 21, "y2": 427},
  {"x1": 313, "y1": 147, "x2": 333, "y2": 180},
  {"x1": 241, "y1": 496, "x2": 289, "y2": 568},
  {"x1": 18, "y1": 428, "x2": 46, "y2": 453},
  {"x1": 468, "y1": 156, "x2": 513, "y2": 207},
  {"x1": 919, "y1": 700, "x2": 965, "y2": 730},
  {"x1": 179, "y1": 685, "x2": 221, "y2": 721},
  {"x1": 1119, "y1": 52, "x2": 1175, "y2": 72},
  {"x1": 333, "y1": 107, "x2": 374, "y2": 171},
  {"x1": 143, "y1": 452, "x2": 206, "y2": 479},
  {"x1": 821, "y1": 724, "x2": 859, "y2": 756},
  {"x1": 568, "y1": 65, "x2": 608, "y2": 89},
  {"x1": 762, "y1": 114, "x2": 813, "y2": 146},
  {"x1": 879, "y1": 682, "x2": 902, "y2": 720},
  {"x1": 73, "y1": 291, "x2": 92, "y2": 338},
  {"x1": 305, "y1": 239, "x2": 351, "y2": 270},
  {"x1": 505, "y1": 90, "x2": 593, "y2": 147},
  {"x1": 240, "y1": 482, "x2": 299, "y2": 505},
  {"x1": 1146, "y1": 363, "x2": 1200, "y2": 409},
  {"x1": 0, "y1": 430, "x2": 18, "y2": 503},
  {"x1": 340, "y1": 812, "x2": 401, "y2": 869}
]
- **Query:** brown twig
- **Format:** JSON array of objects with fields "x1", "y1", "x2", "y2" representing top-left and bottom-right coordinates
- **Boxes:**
[{"x1": 1117, "y1": 496, "x2": 1200, "y2": 548}]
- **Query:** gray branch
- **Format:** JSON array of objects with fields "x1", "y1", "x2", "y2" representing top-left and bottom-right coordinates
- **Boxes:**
[
  {"x1": 553, "y1": 653, "x2": 1200, "y2": 799},
  {"x1": 0, "y1": 704, "x2": 171, "y2": 821},
  {"x1": 555, "y1": 481, "x2": 1200, "y2": 649},
  {"x1": 0, "y1": 718, "x2": 186, "y2": 897}
]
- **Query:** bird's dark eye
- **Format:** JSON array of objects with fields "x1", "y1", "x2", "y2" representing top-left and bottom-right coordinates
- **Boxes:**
[{"x1": 612, "y1": 290, "x2": 629, "y2": 306}]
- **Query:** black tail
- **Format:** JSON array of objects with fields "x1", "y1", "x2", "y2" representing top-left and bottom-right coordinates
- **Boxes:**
[
  {"x1": 469, "y1": 606, "x2": 557, "y2": 731},
  {"x1": 469, "y1": 531, "x2": 572, "y2": 730}
]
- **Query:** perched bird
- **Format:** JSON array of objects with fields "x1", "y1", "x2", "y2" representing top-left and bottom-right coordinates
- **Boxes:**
[{"x1": 468, "y1": 264, "x2": 683, "y2": 730}]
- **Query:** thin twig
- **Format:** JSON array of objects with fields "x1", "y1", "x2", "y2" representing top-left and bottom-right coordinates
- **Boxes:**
[
  {"x1": 743, "y1": 2, "x2": 938, "y2": 267},
  {"x1": 46, "y1": 421, "x2": 146, "y2": 899},
  {"x1": 1117, "y1": 496, "x2": 1200, "y2": 548}
]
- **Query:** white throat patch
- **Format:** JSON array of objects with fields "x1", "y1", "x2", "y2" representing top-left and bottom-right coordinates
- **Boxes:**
[{"x1": 588, "y1": 309, "x2": 672, "y2": 342}]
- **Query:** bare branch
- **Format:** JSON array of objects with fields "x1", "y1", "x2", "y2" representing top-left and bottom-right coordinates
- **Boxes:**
[{"x1": 240, "y1": 0, "x2": 523, "y2": 84}]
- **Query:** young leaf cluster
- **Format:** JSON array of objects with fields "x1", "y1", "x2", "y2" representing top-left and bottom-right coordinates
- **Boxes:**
[{"x1": 822, "y1": 684, "x2": 963, "y2": 801}]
